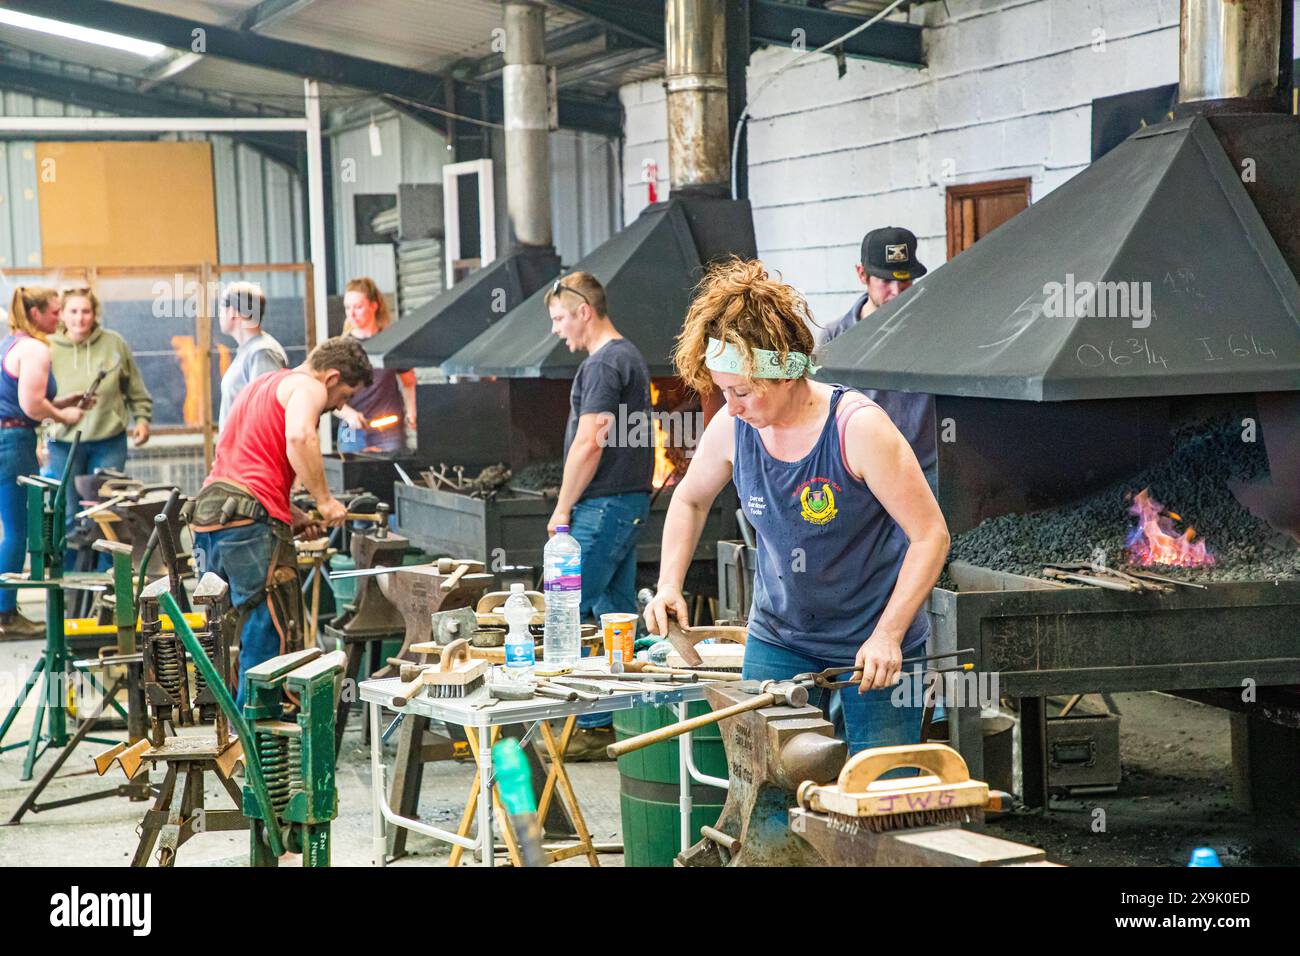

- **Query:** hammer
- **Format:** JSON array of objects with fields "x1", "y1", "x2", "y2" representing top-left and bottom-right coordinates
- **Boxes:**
[
  {"x1": 606, "y1": 680, "x2": 808, "y2": 759},
  {"x1": 434, "y1": 557, "x2": 485, "y2": 592}
]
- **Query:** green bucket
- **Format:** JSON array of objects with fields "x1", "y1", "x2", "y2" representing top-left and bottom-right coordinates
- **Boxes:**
[{"x1": 614, "y1": 701, "x2": 728, "y2": 867}]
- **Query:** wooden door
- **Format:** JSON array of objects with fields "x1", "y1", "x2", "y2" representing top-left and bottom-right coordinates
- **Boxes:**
[{"x1": 945, "y1": 178, "x2": 1031, "y2": 259}]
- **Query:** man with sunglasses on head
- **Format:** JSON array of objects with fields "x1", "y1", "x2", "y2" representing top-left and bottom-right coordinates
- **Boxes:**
[{"x1": 545, "y1": 272, "x2": 654, "y2": 757}]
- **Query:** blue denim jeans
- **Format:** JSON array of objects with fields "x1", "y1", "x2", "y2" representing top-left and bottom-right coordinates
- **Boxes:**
[
  {"x1": 45, "y1": 432, "x2": 129, "y2": 571},
  {"x1": 569, "y1": 492, "x2": 649, "y2": 622},
  {"x1": 0, "y1": 428, "x2": 38, "y2": 614},
  {"x1": 194, "y1": 521, "x2": 291, "y2": 708},
  {"x1": 569, "y1": 491, "x2": 649, "y2": 729},
  {"x1": 742, "y1": 636, "x2": 925, "y2": 757}
]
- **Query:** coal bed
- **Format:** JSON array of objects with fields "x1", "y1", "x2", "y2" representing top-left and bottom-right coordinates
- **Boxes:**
[{"x1": 940, "y1": 416, "x2": 1299, "y2": 586}]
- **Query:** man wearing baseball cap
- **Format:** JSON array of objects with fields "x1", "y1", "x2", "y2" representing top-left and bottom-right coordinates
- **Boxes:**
[{"x1": 817, "y1": 226, "x2": 936, "y2": 490}]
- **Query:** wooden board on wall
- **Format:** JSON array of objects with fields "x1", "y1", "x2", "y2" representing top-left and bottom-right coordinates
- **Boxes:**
[{"x1": 35, "y1": 141, "x2": 218, "y2": 267}]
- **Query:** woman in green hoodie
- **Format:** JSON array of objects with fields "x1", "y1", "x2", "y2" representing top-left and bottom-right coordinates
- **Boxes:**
[{"x1": 45, "y1": 287, "x2": 153, "y2": 568}]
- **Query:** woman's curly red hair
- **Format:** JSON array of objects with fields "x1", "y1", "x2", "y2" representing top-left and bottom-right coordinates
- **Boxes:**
[{"x1": 672, "y1": 257, "x2": 818, "y2": 394}]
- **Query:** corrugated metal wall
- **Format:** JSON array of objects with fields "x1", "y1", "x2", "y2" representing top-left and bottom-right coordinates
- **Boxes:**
[
  {"x1": 328, "y1": 112, "x2": 410, "y2": 293},
  {"x1": 0, "y1": 90, "x2": 306, "y2": 283},
  {"x1": 331, "y1": 108, "x2": 621, "y2": 294},
  {"x1": 550, "y1": 128, "x2": 621, "y2": 267},
  {"x1": 0, "y1": 89, "x2": 97, "y2": 271}
]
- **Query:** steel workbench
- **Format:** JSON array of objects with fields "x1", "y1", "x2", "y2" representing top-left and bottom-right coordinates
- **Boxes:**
[{"x1": 359, "y1": 671, "x2": 724, "y2": 866}]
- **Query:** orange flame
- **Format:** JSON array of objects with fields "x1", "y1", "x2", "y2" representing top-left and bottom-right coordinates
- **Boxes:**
[
  {"x1": 1124, "y1": 488, "x2": 1215, "y2": 568},
  {"x1": 650, "y1": 382, "x2": 674, "y2": 489},
  {"x1": 170, "y1": 335, "x2": 206, "y2": 427}
]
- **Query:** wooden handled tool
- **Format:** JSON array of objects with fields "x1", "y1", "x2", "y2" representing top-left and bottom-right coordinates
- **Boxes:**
[
  {"x1": 796, "y1": 743, "x2": 990, "y2": 831},
  {"x1": 391, "y1": 638, "x2": 488, "y2": 706},
  {"x1": 314, "y1": 511, "x2": 384, "y2": 523},
  {"x1": 655, "y1": 619, "x2": 748, "y2": 668},
  {"x1": 442, "y1": 563, "x2": 471, "y2": 592},
  {"x1": 606, "y1": 680, "x2": 807, "y2": 759},
  {"x1": 434, "y1": 557, "x2": 486, "y2": 592}
]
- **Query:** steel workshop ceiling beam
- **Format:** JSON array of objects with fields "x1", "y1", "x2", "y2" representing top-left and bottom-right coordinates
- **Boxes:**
[
  {"x1": 0, "y1": 55, "x2": 302, "y2": 168},
  {"x1": 1, "y1": 0, "x2": 624, "y2": 137},
  {"x1": 549, "y1": 0, "x2": 925, "y2": 67}
]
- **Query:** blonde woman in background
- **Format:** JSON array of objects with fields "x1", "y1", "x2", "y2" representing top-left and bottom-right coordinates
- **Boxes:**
[
  {"x1": 334, "y1": 277, "x2": 415, "y2": 453},
  {"x1": 46, "y1": 286, "x2": 153, "y2": 569},
  {"x1": 0, "y1": 287, "x2": 91, "y2": 636}
]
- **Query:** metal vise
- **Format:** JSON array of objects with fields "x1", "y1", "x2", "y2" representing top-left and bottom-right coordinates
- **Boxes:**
[{"x1": 679, "y1": 682, "x2": 847, "y2": 867}]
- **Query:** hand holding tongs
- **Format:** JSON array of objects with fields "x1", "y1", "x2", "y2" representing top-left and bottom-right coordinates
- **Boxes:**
[{"x1": 792, "y1": 648, "x2": 976, "y2": 690}]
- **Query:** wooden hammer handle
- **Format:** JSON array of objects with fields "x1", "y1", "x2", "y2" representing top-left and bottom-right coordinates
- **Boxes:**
[
  {"x1": 440, "y1": 562, "x2": 471, "y2": 592},
  {"x1": 391, "y1": 668, "x2": 430, "y2": 707},
  {"x1": 605, "y1": 693, "x2": 774, "y2": 759}
]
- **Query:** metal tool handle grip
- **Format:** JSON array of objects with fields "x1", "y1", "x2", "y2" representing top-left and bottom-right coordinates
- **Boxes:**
[{"x1": 605, "y1": 693, "x2": 775, "y2": 759}]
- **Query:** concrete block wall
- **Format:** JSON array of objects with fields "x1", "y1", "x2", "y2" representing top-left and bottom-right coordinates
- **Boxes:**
[{"x1": 617, "y1": 0, "x2": 1227, "y2": 325}]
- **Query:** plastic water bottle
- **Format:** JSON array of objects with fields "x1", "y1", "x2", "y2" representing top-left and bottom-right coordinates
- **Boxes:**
[
  {"x1": 503, "y1": 583, "x2": 535, "y2": 675},
  {"x1": 543, "y1": 526, "x2": 582, "y2": 670}
]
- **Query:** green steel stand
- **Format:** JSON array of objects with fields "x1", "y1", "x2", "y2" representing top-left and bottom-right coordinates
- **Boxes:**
[
  {"x1": 0, "y1": 436, "x2": 119, "y2": 781},
  {"x1": 2, "y1": 525, "x2": 155, "y2": 822},
  {"x1": 165, "y1": 591, "x2": 343, "y2": 866}
]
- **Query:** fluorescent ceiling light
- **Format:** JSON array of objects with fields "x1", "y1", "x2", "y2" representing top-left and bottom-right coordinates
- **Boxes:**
[{"x1": 0, "y1": 10, "x2": 167, "y2": 58}]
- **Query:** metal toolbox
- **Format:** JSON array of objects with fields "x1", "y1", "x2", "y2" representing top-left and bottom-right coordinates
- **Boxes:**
[
  {"x1": 393, "y1": 482, "x2": 737, "y2": 568},
  {"x1": 716, "y1": 539, "x2": 756, "y2": 621},
  {"x1": 1046, "y1": 712, "x2": 1121, "y2": 793}
]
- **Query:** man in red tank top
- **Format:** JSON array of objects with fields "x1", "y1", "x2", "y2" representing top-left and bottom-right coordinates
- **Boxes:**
[{"x1": 191, "y1": 337, "x2": 373, "y2": 706}]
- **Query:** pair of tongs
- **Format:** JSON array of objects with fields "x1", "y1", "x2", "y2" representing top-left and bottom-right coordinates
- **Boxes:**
[{"x1": 793, "y1": 648, "x2": 976, "y2": 690}]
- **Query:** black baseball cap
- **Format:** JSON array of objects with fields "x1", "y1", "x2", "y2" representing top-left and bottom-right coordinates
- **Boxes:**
[{"x1": 860, "y1": 226, "x2": 927, "y2": 281}]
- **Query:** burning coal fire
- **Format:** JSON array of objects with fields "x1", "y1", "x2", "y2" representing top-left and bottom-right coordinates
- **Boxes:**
[
  {"x1": 1124, "y1": 488, "x2": 1215, "y2": 568},
  {"x1": 170, "y1": 335, "x2": 205, "y2": 427},
  {"x1": 649, "y1": 382, "x2": 675, "y2": 490}
]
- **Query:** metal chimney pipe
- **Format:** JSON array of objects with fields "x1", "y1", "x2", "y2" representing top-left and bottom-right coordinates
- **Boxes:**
[
  {"x1": 1179, "y1": 0, "x2": 1284, "y2": 107},
  {"x1": 665, "y1": 0, "x2": 730, "y2": 192},
  {"x1": 503, "y1": 0, "x2": 553, "y2": 249}
]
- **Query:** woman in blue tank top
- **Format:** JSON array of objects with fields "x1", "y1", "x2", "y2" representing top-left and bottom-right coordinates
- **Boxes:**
[
  {"x1": 646, "y1": 259, "x2": 950, "y2": 754},
  {"x1": 0, "y1": 287, "x2": 92, "y2": 636}
]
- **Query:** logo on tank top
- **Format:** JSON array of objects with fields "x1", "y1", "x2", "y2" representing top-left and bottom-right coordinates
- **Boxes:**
[{"x1": 795, "y1": 478, "x2": 840, "y2": 526}]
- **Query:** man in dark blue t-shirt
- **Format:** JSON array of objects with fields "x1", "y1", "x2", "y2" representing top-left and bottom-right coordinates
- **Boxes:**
[
  {"x1": 547, "y1": 271, "x2": 653, "y2": 756},
  {"x1": 547, "y1": 271, "x2": 653, "y2": 623}
]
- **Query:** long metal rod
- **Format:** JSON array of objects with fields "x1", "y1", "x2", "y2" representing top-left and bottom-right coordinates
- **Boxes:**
[
  {"x1": 304, "y1": 78, "x2": 332, "y2": 454},
  {"x1": 0, "y1": 117, "x2": 310, "y2": 132},
  {"x1": 677, "y1": 701, "x2": 692, "y2": 854}
]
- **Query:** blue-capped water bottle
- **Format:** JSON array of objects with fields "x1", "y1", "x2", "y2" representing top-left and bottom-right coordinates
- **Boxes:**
[
  {"x1": 542, "y1": 526, "x2": 581, "y2": 672},
  {"x1": 503, "y1": 583, "x2": 535, "y2": 675},
  {"x1": 1188, "y1": 847, "x2": 1222, "y2": 867}
]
